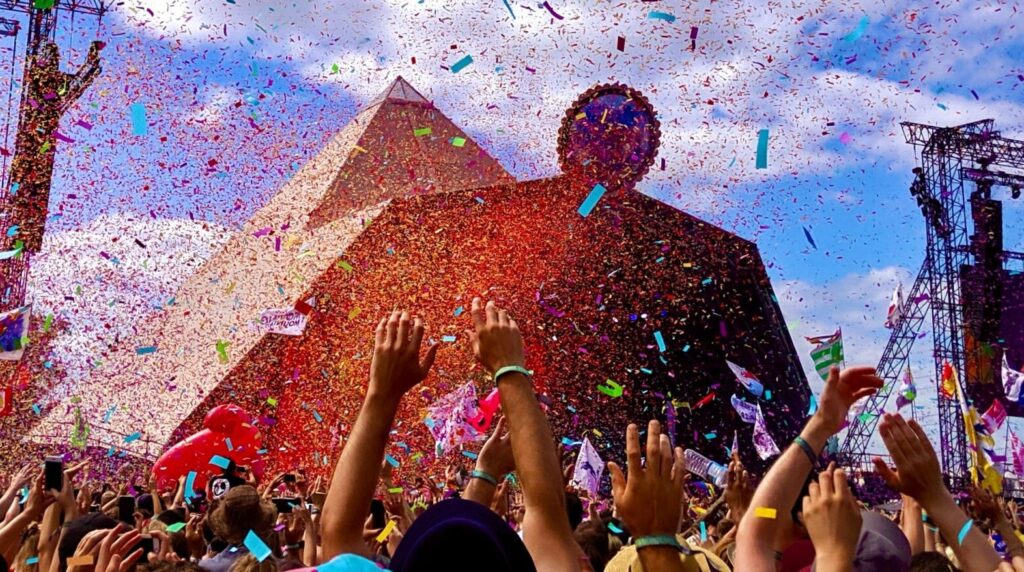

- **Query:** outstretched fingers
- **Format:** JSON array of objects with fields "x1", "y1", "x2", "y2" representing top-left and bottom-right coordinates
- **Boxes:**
[{"x1": 625, "y1": 423, "x2": 642, "y2": 476}]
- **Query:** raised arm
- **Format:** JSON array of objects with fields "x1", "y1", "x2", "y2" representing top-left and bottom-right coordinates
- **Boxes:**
[
  {"x1": 469, "y1": 298, "x2": 579, "y2": 572},
  {"x1": 874, "y1": 413, "x2": 1000, "y2": 572},
  {"x1": 464, "y1": 416, "x2": 514, "y2": 508},
  {"x1": 320, "y1": 310, "x2": 437, "y2": 560},
  {"x1": 735, "y1": 366, "x2": 881, "y2": 572}
]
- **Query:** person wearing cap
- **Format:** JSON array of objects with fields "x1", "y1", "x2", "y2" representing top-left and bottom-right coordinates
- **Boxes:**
[
  {"x1": 320, "y1": 302, "x2": 582, "y2": 571},
  {"x1": 199, "y1": 485, "x2": 277, "y2": 572}
]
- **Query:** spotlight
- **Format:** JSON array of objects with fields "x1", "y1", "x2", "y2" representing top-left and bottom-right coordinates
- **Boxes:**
[{"x1": 1013, "y1": 185, "x2": 1021, "y2": 200}]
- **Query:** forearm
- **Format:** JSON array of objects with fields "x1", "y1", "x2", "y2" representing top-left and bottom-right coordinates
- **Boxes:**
[
  {"x1": 463, "y1": 478, "x2": 497, "y2": 509},
  {"x1": 0, "y1": 488, "x2": 19, "y2": 522},
  {"x1": 637, "y1": 546, "x2": 686, "y2": 572},
  {"x1": 497, "y1": 374, "x2": 567, "y2": 520},
  {"x1": 0, "y1": 512, "x2": 36, "y2": 560},
  {"x1": 303, "y1": 525, "x2": 319, "y2": 566},
  {"x1": 902, "y1": 499, "x2": 924, "y2": 555},
  {"x1": 921, "y1": 492, "x2": 1000, "y2": 572},
  {"x1": 996, "y1": 519, "x2": 1024, "y2": 559},
  {"x1": 321, "y1": 394, "x2": 397, "y2": 559},
  {"x1": 736, "y1": 416, "x2": 829, "y2": 569}
]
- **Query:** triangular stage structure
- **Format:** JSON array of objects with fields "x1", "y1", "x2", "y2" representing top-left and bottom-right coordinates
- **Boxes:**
[{"x1": 28, "y1": 77, "x2": 512, "y2": 454}]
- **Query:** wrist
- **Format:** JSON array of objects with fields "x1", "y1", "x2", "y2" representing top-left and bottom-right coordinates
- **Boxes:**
[
  {"x1": 803, "y1": 415, "x2": 836, "y2": 446},
  {"x1": 814, "y1": 550, "x2": 854, "y2": 572}
]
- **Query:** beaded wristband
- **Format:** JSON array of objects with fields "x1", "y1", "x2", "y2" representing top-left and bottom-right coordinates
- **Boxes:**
[
  {"x1": 469, "y1": 470, "x2": 498, "y2": 486},
  {"x1": 634, "y1": 534, "x2": 684, "y2": 552},
  {"x1": 493, "y1": 365, "x2": 533, "y2": 384},
  {"x1": 792, "y1": 436, "x2": 818, "y2": 465}
]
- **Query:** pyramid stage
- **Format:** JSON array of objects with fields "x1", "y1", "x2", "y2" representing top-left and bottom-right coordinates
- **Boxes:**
[{"x1": 28, "y1": 79, "x2": 809, "y2": 478}]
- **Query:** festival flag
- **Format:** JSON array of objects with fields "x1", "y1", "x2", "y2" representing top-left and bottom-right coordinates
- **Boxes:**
[
  {"x1": 896, "y1": 367, "x2": 917, "y2": 410},
  {"x1": 953, "y1": 373, "x2": 1003, "y2": 493},
  {"x1": 70, "y1": 407, "x2": 90, "y2": 449},
  {"x1": 0, "y1": 305, "x2": 30, "y2": 361},
  {"x1": 807, "y1": 330, "x2": 844, "y2": 380},
  {"x1": 425, "y1": 381, "x2": 483, "y2": 455},
  {"x1": 726, "y1": 360, "x2": 764, "y2": 398},
  {"x1": 1003, "y1": 353, "x2": 1024, "y2": 403},
  {"x1": 981, "y1": 400, "x2": 1008, "y2": 434},
  {"x1": 1011, "y1": 432, "x2": 1024, "y2": 478},
  {"x1": 570, "y1": 436, "x2": 604, "y2": 495},
  {"x1": 752, "y1": 404, "x2": 780, "y2": 460},
  {"x1": 730, "y1": 394, "x2": 758, "y2": 424},
  {"x1": 940, "y1": 361, "x2": 958, "y2": 400},
  {"x1": 884, "y1": 283, "x2": 904, "y2": 329}
]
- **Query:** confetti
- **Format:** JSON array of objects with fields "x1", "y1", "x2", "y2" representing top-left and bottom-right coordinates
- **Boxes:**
[
  {"x1": 756, "y1": 129, "x2": 769, "y2": 169},
  {"x1": 449, "y1": 55, "x2": 473, "y2": 74},
  {"x1": 129, "y1": 103, "x2": 148, "y2": 136},
  {"x1": 541, "y1": 1, "x2": 564, "y2": 20},
  {"x1": 754, "y1": 507, "x2": 777, "y2": 519},
  {"x1": 577, "y1": 183, "x2": 607, "y2": 217},
  {"x1": 244, "y1": 531, "x2": 272, "y2": 562},
  {"x1": 648, "y1": 11, "x2": 676, "y2": 23}
]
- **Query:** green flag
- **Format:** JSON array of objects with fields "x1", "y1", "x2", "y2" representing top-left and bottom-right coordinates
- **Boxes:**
[{"x1": 807, "y1": 330, "x2": 844, "y2": 380}]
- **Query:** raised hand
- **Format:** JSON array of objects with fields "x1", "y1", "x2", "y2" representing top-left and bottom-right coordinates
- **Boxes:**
[
  {"x1": 724, "y1": 452, "x2": 753, "y2": 519},
  {"x1": 24, "y1": 470, "x2": 54, "y2": 518},
  {"x1": 369, "y1": 310, "x2": 438, "y2": 404},
  {"x1": 816, "y1": 366, "x2": 883, "y2": 434},
  {"x1": 469, "y1": 298, "x2": 525, "y2": 375},
  {"x1": 802, "y1": 465, "x2": 862, "y2": 569},
  {"x1": 607, "y1": 420, "x2": 686, "y2": 537},
  {"x1": 873, "y1": 413, "x2": 946, "y2": 507},
  {"x1": 476, "y1": 416, "x2": 515, "y2": 479}
]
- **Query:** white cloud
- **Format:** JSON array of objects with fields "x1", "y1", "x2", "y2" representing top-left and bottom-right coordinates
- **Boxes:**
[{"x1": 26, "y1": 214, "x2": 233, "y2": 392}]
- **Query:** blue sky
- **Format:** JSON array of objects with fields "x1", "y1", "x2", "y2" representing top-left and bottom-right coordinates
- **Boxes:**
[{"x1": 5, "y1": 0, "x2": 1024, "y2": 457}]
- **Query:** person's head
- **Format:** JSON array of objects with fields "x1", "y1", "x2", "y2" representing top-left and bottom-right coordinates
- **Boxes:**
[
  {"x1": 573, "y1": 520, "x2": 610, "y2": 572},
  {"x1": 14, "y1": 523, "x2": 40, "y2": 572},
  {"x1": 910, "y1": 551, "x2": 957, "y2": 572},
  {"x1": 390, "y1": 498, "x2": 536, "y2": 572},
  {"x1": 208, "y1": 485, "x2": 276, "y2": 545},
  {"x1": 58, "y1": 513, "x2": 119, "y2": 571},
  {"x1": 715, "y1": 517, "x2": 735, "y2": 539},
  {"x1": 229, "y1": 554, "x2": 277, "y2": 572}
]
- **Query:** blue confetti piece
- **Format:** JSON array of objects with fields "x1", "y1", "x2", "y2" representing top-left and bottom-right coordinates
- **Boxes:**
[
  {"x1": 10, "y1": 182, "x2": 18, "y2": 194},
  {"x1": 257, "y1": 449, "x2": 268, "y2": 455},
  {"x1": 6, "y1": 225, "x2": 18, "y2": 237},
  {"x1": 501, "y1": 0, "x2": 515, "y2": 19},
  {"x1": 103, "y1": 406, "x2": 116, "y2": 423},
  {"x1": 640, "y1": 368, "x2": 653, "y2": 374},
  {"x1": 608, "y1": 522, "x2": 623, "y2": 533},
  {"x1": 765, "y1": 389, "x2": 772, "y2": 400},
  {"x1": 209, "y1": 455, "x2": 231, "y2": 469},
  {"x1": 756, "y1": 129, "x2": 769, "y2": 169},
  {"x1": 129, "y1": 103, "x2": 148, "y2": 136},
  {"x1": 654, "y1": 331, "x2": 666, "y2": 353},
  {"x1": 135, "y1": 346, "x2": 156, "y2": 355},
  {"x1": 705, "y1": 432, "x2": 717, "y2": 440},
  {"x1": 682, "y1": 344, "x2": 691, "y2": 352},
  {"x1": 244, "y1": 530, "x2": 272, "y2": 562},
  {"x1": 577, "y1": 183, "x2": 607, "y2": 217},
  {"x1": 312, "y1": 410, "x2": 322, "y2": 423},
  {"x1": 225, "y1": 438, "x2": 234, "y2": 451},
  {"x1": 25, "y1": 557, "x2": 39, "y2": 565},
  {"x1": 702, "y1": 277, "x2": 713, "y2": 285},
  {"x1": 441, "y1": 335, "x2": 457, "y2": 343},
  {"x1": 462, "y1": 450, "x2": 478, "y2": 459},
  {"x1": 31, "y1": 404, "x2": 40, "y2": 415},
  {"x1": 700, "y1": 521, "x2": 707, "y2": 542},
  {"x1": 106, "y1": 447, "x2": 115, "y2": 457},
  {"x1": 843, "y1": 15, "x2": 869, "y2": 42},
  {"x1": 184, "y1": 471, "x2": 197, "y2": 500},
  {"x1": 450, "y1": 54, "x2": 473, "y2": 73},
  {"x1": 124, "y1": 432, "x2": 141, "y2": 443},
  {"x1": 385, "y1": 454, "x2": 399, "y2": 468},
  {"x1": 802, "y1": 227, "x2": 818, "y2": 249},
  {"x1": 648, "y1": 11, "x2": 676, "y2": 22},
  {"x1": 453, "y1": 306, "x2": 465, "y2": 317},
  {"x1": 423, "y1": 416, "x2": 435, "y2": 429}
]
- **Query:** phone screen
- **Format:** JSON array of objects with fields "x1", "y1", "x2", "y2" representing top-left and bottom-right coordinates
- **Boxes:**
[
  {"x1": 283, "y1": 474, "x2": 296, "y2": 484},
  {"x1": 272, "y1": 498, "x2": 294, "y2": 514},
  {"x1": 44, "y1": 457, "x2": 63, "y2": 491},
  {"x1": 117, "y1": 496, "x2": 135, "y2": 525},
  {"x1": 311, "y1": 492, "x2": 327, "y2": 509},
  {"x1": 369, "y1": 499, "x2": 386, "y2": 529}
]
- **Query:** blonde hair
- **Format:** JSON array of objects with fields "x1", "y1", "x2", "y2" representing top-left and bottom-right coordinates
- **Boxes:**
[
  {"x1": 229, "y1": 554, "x2": 277, "y2": 572},
  {"x1": 14, "y1": 524, "x2": 40, "y2": 572}
]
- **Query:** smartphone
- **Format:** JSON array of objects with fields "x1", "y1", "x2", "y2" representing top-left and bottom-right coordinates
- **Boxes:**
[
  {"x1": 44, "y1": 457, "x2": 63, "y2": 491},
  {"x1": 117, "y1": 495, "x2": 135, "y2": 524},
  {"x1": 369, "y1": 499, "x2": 386, "y2": 529},
  {"x1": 311, "y1": 492, "x2": 327, "y2": 509},
  {"x1": 283, "y1": 474, "x2": 297, "y2": 484},
  {"x1": 272, "y1": 497, "x2": 294, "y2": 514},
  {"x1": 139, "y1": 536, "x2": 156, "y2": 557}
]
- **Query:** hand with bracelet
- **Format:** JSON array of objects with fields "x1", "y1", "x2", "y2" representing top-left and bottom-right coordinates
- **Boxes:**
[
  {"x1": 608, "y1": 419, "x2": 688, "y2": 572},
  {"x1": 464, "y1": 416, "x2": 515, "y2": 508}
]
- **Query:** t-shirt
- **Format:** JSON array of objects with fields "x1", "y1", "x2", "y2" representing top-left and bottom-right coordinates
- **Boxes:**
[
  {"x1": 199, "y1": 546, "x2": 249, "y2": 572},
  {"x1": 290, "y1": 554, "x2": 384, "y2": 571}
]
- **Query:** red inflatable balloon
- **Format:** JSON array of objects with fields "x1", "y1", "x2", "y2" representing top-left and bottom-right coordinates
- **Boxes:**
[
  {"x1": 151, "y1": 405, "x2": 265, "y2": 492},
  {"x1": 467, "y1": 388, "x2": 501, "y2": 433}
]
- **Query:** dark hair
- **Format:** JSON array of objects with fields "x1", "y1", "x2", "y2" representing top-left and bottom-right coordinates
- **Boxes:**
[
  {"x1": 565, "y1": 493, "x2": 584, "y2": 531},
  {"x1": 574, "y1": 520, "x2": 610, "y2": 571},
  {"x1": 58, "y1": 513, "x2": 119, "y2": 571},
  {"x1": 910, "y1": 551, "x2": 957, "y2": 572},
  {"x1": 156, "y1": 509, "x2": 186, "y2": 526},
  {"x1": 716, "y1": 517, "x2": 736, "y2": 538}
]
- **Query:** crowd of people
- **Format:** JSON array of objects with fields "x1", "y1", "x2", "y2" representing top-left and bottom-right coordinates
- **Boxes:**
[{"x1": 1, "y1": 299, "x2": 1023, "y2": 571}]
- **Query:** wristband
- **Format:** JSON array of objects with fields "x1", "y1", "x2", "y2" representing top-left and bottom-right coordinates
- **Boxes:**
[
  {"x1": 493, "y1": 365, "x2": 533, "y2": 384},
  {"x1": 792, "y1": 436, "x2": 818, "y2": 465},
  {"x1": 634, "y1": 534, "x2": 686, "y2": 552},
  {"x1": 469, "y1": 470, "x2": 498, "y2": 486}
]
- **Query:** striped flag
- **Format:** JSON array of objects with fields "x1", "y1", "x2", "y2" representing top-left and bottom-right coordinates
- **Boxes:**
[
  {"x1": 940, "y1": 361, "x2": 958, "y2": 400},
  {"x1": 806, "y1": 330, "x2": 844, "y2": 380},
  {"x1": 726, "y1": 360, "x2": 764, "y2": 398},
  {"x1": 952, "y1": 368, "x2": 1003, "y2": 493},
  {"x1": 1011, "y1": 432, "x2": 1024, "y2": 478},
  {"x1": 885, "y1": 283, "x2": 904, "y2": 329}
]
